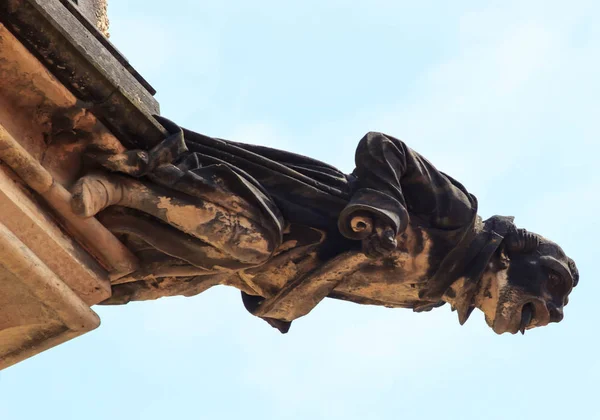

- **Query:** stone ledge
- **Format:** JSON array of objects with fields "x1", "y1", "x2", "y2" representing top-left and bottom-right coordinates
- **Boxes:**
[
  {"x1": 0, "y1": 0, "x2": 166, "y2": 149},
  {"x1": 0, "y1": 165, "x2": 111, "y2": 306},
  {"x1": 0, "y1": 221, "x2": 100, "y2": 370}
]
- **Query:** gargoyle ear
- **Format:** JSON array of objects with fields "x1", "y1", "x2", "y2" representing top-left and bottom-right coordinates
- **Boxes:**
[
  {"x1": 504, "y1": 228, "x2": 540, "y2": 255},
  {"x1": 568, "y1": 258, "x2": 580, "y2": 287}
]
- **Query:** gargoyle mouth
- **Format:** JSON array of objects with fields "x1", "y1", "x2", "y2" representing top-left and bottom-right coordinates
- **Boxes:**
[
  {"x1": 519, "y1": 302, "x2": 535, "y2": 335},
  {"x1": 491, "y1": 298, "x2": 550, "y2": 335}
]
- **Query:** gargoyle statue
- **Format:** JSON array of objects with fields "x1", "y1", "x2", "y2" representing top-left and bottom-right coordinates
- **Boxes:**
[{"x1": 70, "y1": 116, "x2": 578, "y2": 335}]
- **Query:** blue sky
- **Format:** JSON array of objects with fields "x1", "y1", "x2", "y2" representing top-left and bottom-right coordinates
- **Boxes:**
[{"x1": 1, "y1": 1, "x2": 598, "y2": 419}]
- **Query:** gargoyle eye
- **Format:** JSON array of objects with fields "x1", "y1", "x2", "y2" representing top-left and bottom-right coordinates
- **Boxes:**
[
  {"x1": 548, "y1": 271, "x2": 561, "y2": 286},
  {"x1": 546, "y1": 269, "x2": 569, "y2": 297}
]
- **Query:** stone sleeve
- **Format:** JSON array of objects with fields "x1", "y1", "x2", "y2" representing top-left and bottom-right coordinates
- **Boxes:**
[{"x1": 338, "y1": 132, "x2": 476, "y2": 239}]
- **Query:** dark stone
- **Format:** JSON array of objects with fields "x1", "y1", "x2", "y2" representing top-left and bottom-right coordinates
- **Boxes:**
[{"x1": 74, "y1": 116, "x2": 578, "y2": 336}]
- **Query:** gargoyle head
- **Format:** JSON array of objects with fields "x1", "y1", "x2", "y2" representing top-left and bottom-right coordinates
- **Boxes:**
[{"x1": 475, "y1": 228, "x2": 578, "y2": 334}]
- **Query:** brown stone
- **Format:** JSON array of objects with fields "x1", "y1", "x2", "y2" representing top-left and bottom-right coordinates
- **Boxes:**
[
  {"x1": 72, "y1": 0, "x2": 109, "y2": 37},
  {"x1": 0, "y1": 221, "x2": 100, "y2": 370},
  {"x1": 0, "y1": 11, "x2": 144, "y2": 368}
]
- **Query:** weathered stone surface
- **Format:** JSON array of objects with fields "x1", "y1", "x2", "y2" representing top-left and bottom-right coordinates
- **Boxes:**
[
  {"x1": 0, "y1": 24, "x2": 139, "y2": 278},
  {"x1": 0, "y1": 0, "x2": 163, "y2": 150},
  {"x1": 0, "y1": 165, "x2": 110, "y2": 305},
  {"x1": 0, "y1": 21, "x2": 140, "y2": 368},
  {"x1": 70, "y1": 0, "x2": 109, "y2": 37},
  {"x1": 0, "y1": 221, "x2": 100, "y2": 370}
]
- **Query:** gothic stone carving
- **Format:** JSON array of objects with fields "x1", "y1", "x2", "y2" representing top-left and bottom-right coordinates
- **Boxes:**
[{"x1": 72, "y1": 116, "x2": 579, "y2": 335}]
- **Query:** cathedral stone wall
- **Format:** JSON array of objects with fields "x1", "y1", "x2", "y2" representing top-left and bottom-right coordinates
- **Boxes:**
[{"x1": 73, "y1": 0, "x2": 109, "y2": 37}]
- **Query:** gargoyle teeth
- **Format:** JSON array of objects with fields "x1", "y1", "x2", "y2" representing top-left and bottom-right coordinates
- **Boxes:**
[
  {"x1": 519, "y1": 303, "x2": 535, "y2": 335},
  {"x1": 458, "y1": 306, "x2": 474, "y2": 325}
]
